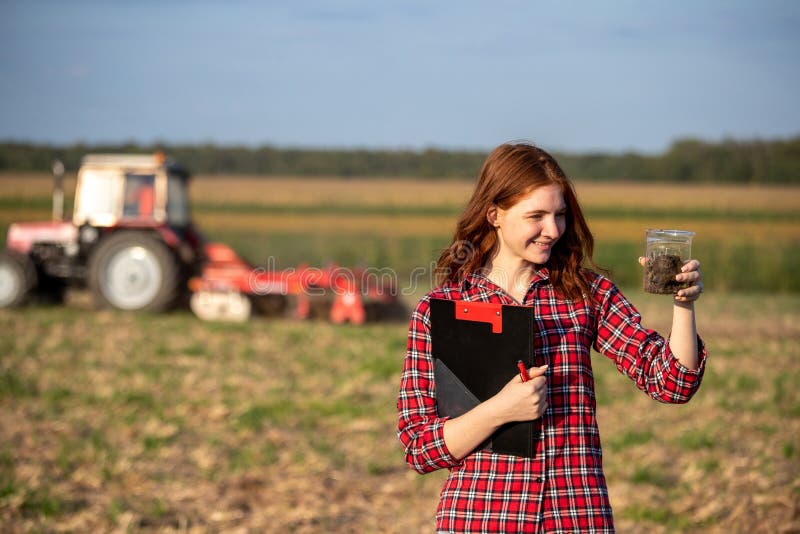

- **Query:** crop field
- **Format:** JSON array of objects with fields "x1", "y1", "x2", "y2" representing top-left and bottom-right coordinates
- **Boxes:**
[
  {"x1": 1, "y1": 173, "x2": 799, "y2": 532},
  {"x1": 2, "y1": 173, "x2": 798, "y2": 293}
]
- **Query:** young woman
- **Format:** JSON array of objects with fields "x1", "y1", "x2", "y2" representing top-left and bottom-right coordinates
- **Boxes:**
[{"x1": 396, "y1": 142, "x2": 706, "y2": 532}]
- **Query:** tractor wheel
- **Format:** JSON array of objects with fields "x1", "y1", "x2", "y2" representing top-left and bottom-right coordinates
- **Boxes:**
[
  {"x1": 88, "y1": 231, "x2": 180, "y2": 312},
  {"x1": 0, "y1": 250, "x2": 37, "y2": 308}
]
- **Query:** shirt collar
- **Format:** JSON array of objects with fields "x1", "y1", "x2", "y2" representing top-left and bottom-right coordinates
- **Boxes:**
[{"x1": 460, "y1": 268, "x2": 550, "y2": 293}]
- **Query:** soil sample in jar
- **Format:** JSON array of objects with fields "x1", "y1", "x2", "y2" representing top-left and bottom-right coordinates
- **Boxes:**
[
  {"x1": 644, "y1": 254, "x2": 685, "y2": 294},
  {"x1": 643, "y1": 229, "x2": 695, "y2": 295}
]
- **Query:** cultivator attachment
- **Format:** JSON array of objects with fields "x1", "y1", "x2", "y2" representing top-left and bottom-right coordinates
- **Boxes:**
[
  {"x1": 189, "y1": 290, "x2": 252, "y2": 322},
  {"x1": 188, "y1": 242, "x2": 402, "y2": 323}
]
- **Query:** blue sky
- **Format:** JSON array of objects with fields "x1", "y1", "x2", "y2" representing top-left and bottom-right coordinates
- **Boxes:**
[{"x1": 1, "y1": 0, "x2": 798, "y2": 153}]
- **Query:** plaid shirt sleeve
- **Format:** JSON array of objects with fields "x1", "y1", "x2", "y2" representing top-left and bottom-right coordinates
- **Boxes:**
[
  {"x1": 396, "y1": 296, "x2": 462, "y2": 473},
  {"x1": 593, "y1": 278, "x2": 707, "y2": 404}
]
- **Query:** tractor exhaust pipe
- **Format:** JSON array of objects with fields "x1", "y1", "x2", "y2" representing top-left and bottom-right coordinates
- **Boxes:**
[{"x1": 52, "y1": 159, "x2": 65, "y2": 221}]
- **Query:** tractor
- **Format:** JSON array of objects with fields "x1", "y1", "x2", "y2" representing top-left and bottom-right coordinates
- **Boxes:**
[
  {"x1": 0, "y1": 153, "x2": 204, "y2": 313},
  {"x1": 0, "y1": 153, "x2": 401, "y2": 323}
]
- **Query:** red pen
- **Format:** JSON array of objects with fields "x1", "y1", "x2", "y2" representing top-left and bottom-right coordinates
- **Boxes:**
[{"x1": 517, "y1": 360, "x2": 530, "y2": 382}]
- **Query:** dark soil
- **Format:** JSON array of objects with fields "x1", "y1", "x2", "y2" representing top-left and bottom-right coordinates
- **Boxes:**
[{"x1": 644, "y1": 254, "x2": 686, "y2": 294}]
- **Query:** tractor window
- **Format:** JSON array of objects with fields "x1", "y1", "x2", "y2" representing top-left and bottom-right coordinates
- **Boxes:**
[
  {"x1": 122, "y1": 174, "x2": 156, "y2": 218},
  {"x1": 166, "y1": 175, "x2": 190, "y2": 226},
  {"x1": 74, "y1": 169, "x2": 118, "y2": 226}
]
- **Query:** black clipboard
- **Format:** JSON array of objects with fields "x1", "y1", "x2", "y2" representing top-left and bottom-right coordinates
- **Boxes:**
[{"x1": 430, "y1": 298, "x2": 540, "y2": 458}]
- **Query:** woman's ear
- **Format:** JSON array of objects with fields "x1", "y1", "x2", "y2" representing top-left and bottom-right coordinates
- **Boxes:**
[{"x1": 487, "y1": 205, "x2": 499, "y2": 227}]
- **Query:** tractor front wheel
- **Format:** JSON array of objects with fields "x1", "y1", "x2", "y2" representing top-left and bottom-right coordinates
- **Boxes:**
[
  {"x1": 0, "y1": 250, "x2": 37, "y2": 308},
  {"x1": 88, "y1": 232, "x2": 180, "y2": 312}
]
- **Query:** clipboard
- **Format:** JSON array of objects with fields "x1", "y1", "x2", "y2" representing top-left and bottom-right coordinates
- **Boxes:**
[{"x1": 429, "y1": 298, "x2": 540, "y2": 458}]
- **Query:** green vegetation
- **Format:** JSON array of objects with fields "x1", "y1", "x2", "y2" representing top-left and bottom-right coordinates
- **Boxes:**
[
  {"x1": 200, "y1": 231, "x2": 800, "y2": 294},
  {"x1": 629, "y1": 465, "x2": 672, "y2": 487},
  {"x1": 621, "y1": 504, "x2": 693, "y2": 530},
  {"x1": 606, "y1": 429, "x2": 655, "y2": 451},
  {"x1": 1, "y1": 174, "x2": 797, "y2": 293},
  {"x1": 2, "y1": 136, "x2": 799, "y2": 183}
]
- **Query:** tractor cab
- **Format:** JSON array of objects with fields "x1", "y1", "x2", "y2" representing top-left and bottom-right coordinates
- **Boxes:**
[{"x1": 74, "y1": 153, "x2": 191, "y2": 229}]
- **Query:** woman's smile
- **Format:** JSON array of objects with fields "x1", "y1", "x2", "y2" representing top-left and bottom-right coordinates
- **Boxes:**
[{"x1": 492, "y1": 183, "x2": 567, "y2": 267}]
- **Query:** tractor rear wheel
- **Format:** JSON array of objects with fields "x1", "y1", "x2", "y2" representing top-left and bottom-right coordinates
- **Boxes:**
[
  {"x1": 88, "y1": 231, "x2": 180, "y2": 312},
  {"x1": 0, "y1": 250, "x2": 37, "y2": 308}
]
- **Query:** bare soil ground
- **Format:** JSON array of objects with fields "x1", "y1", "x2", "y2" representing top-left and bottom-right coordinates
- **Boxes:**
[{"x1": 1, "y1": 291, "x2": 798, "y2": 533}]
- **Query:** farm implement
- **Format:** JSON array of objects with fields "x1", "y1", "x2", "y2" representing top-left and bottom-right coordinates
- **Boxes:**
[{"x1": 0, "y1": 153, "x2": 400, "y2": 323}]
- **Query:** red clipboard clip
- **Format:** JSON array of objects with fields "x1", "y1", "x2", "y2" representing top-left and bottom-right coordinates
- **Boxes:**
[{"x1": 454, "y1": 301, "x2": 504, "y2": 333}]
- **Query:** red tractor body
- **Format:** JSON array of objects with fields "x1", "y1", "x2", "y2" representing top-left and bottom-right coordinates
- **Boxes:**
[{"x1": 6, "y1": 221, "x2": 79, "y2": 255}]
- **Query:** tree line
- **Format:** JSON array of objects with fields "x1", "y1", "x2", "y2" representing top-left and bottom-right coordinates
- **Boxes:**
[{"x1": 0, "y1": 137, "x2": 798, "y2": 183}]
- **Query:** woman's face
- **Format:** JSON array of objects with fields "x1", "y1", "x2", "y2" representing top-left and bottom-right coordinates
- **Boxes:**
[{"x1": 491, "y1": 183, "x2": 567, "y2": 267}]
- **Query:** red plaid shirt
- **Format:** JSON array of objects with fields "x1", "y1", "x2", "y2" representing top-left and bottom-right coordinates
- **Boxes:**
[{"x1": 397, "y1": 269, "x2": 707, "y2": 533}]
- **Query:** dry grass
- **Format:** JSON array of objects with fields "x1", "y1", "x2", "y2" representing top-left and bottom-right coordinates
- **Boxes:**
[
  {"x1": 1, "y1": 206, "x2": 794, "y2": 243},
  {"x1": 192, "y1": 175, "x2": 474, "y2": 208},
  {"x1": 2, "y1": 174, "x2": 798, "y2": 245},
  {"x1": 573, "y1": 180, "x2": 800, "y2": 213},
  {"x1": 193, "y1": 212, "x2": 457, "y2": 237},
  {"x1": 589, "y1": 218, "x2": 800, "y2": 242},
  {"x1": 2, "y1": 173, "x2": 799, "y2": 212},
  {"x1": 193, "y1": 213, "x2": 798, "y2": 242},
  {"x1": 0, "y1": 173, "x2": 77, "y2": 199}
]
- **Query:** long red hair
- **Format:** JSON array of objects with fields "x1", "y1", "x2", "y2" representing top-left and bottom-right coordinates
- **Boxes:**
[{"x1": 435, "y1": 142, "x2": 601, "y2": 300}]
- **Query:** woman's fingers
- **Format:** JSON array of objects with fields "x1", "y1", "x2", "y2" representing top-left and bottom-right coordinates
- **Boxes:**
[{"x1": 524, "y1": 364, "x2": 548, "y2": 381}]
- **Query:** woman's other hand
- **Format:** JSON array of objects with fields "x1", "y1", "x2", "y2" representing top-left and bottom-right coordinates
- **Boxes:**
[
  {"x1": 491, "y1": 365, "x2": 549, "y2": 423},
  {"x1": 442, "y1": 364, "x2": 548, "y2": 459}
]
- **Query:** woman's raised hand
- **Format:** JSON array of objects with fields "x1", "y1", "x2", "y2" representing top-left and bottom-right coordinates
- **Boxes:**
[{"x1": 638, "y1": 257, "x2": 704, "y2": 303}]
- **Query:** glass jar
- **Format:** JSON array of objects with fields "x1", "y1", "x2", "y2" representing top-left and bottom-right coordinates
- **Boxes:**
[{"x1": 643, "y1": 229, "x2": 695, "y2": 294}]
